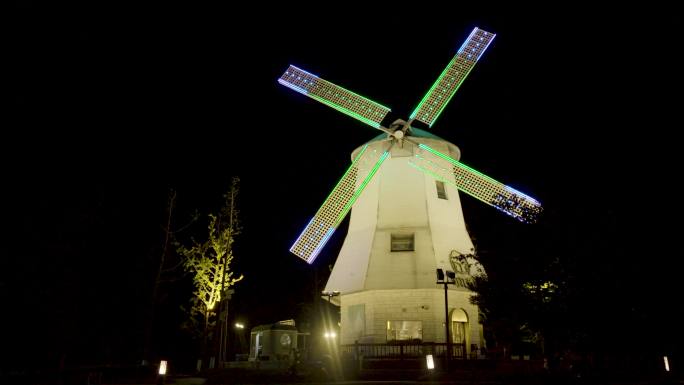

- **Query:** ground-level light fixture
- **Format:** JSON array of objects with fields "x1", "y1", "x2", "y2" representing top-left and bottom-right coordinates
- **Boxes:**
[
  {"x1": 426, "y1": 354, "x2": 435, "y2": 370},
  {"x1": 158, "y1": 360, "x2": 167, "y2": 375},
  {"x1": 235, "y1": 322, "x2": 245, "y2": 329}
]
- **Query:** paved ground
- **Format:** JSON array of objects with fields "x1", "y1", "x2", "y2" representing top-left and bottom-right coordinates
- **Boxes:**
[{"x1": 3, "y1": 363, "x2": 680, "y2": 384}]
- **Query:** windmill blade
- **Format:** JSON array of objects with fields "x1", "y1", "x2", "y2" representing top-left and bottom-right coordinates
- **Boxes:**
[
  {"x1": 290, "y1": 144, "x2": 390, "y2": 263},
  {"x1": 278, "y1": 65, "x2": 391, "y2": 130},
  {"x1": 410, "y1": 27, "x2": 495, "y2": 128},
  {"x1": 408, "y1": 143, "x2": 542, "y2": 223}
]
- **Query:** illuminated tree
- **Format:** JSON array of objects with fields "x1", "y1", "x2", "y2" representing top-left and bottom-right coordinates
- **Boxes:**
[
  {"x1": 177, "y1": 178, "x2": 243, "y2": 360},
  {"x1": 470, "y1": 252, "x2": 569, "y2": 359}
]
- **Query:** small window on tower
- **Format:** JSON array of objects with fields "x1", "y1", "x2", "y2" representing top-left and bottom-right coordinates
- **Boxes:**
[
  {"x1": 436, "y1": 180, "x2": 448, "y2": 200},
  {"x1": 391, "y1": 233, "x2": 415, "y2": 252}
]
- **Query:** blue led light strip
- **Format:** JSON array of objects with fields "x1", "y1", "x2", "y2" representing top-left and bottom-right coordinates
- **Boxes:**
[
  {"x1": 289, "y1": 145, "x2": 389, "y2": 263},
  {"x1": 278, "y1": 65, "x2": 391, "y2": 129},
  {"x1": 410, "y1": 27, "x2": 495, "y2": 127},
  {"x1": 411, "y1": 144, "x2": 542, "y2": 223}
]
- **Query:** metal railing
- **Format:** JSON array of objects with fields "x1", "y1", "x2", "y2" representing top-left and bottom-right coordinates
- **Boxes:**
[{"x1": 340, "y1": 342, "x2": 466, "y2": 359}]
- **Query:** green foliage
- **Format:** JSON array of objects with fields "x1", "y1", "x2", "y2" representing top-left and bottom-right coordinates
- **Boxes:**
[
  {"x1": 176, "y1": 178, "x2": 244, "y2": 340},
  {"x1": 522, "y1": 281, "x2": 559, "y2": 304},
  {"x1": 469, "y1": 255, "x2": 569, "y2": 356}
]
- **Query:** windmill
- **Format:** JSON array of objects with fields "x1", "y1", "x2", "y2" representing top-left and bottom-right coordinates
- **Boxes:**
[{"x1": 278, "y1": 27, "x2": 541, "y2": 351}]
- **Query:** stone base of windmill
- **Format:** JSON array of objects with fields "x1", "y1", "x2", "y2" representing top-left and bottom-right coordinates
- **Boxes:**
[{"x1": 337, "y1": 288, "x2": 485, "y2": 360}]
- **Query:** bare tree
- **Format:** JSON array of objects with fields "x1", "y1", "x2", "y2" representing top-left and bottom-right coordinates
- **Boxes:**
[{"x1": 143, "y1": 189, "x2": 197, "y2": 364}]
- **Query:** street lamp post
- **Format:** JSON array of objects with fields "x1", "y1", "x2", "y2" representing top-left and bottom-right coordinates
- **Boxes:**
[
  {"x1": 321, "y1": 290, "x2": 340, "y2": 339},
  {"x1": 321, "y1": 290, "x2": 341, "y2": 381},
  {"x1": 436, "y1": 269, "x2": 456, "y2": 372},
  {"x1": 232, "y1": 322, "x2": 247, "y2": 360},
  {"x1": 218, "y1": 288, "x2": 234, "y2": 365}
]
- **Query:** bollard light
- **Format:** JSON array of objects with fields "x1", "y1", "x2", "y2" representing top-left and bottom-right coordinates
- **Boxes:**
[
  {"x1": 159, "y1": 360, "x2": 167, "y2": 375},
  {"x1": 426, "y1": 354, "x2": 435, "y2": 370},
  {"x1": 664, "y1": 356, "x2": 670, "y2": 372}
]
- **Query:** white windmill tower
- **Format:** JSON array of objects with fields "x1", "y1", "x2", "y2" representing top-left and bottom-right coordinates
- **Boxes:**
[{"x1": 278, "y1": 27, "x2": 541, "y2": 356}]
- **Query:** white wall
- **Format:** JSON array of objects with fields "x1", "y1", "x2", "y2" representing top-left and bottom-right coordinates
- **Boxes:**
[
  {"x1": 340, "y1": 289, "x2": 483, "y2": 351},
  {"x1": 325, "y1": 135, "x2": 484, "y2": 352},
  {"x1": 326, "y1": 137, "x2": 476, "y2": 293}
]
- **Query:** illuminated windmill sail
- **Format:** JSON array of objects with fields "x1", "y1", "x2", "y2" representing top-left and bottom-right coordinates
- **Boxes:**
[
  {"x1": 279, "y1": 27, "x2": 542, "y2": 264},
  {"x1": 410, "y1": 28, "x2": 495, "y2": 127}
]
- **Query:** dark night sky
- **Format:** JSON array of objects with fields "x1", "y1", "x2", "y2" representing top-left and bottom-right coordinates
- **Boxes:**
[{"x1": 5, "y1": 3, "x2": 683, "y2": 369}]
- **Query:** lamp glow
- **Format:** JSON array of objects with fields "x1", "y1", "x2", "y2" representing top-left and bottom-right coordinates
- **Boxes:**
[
  {"x1": 324, "y1": 331, "x2": 337, "y2": 339},
  {"x1": 664, "y1": 356, "x2": 670, "y2": 372},
  {"x1": 426, "y1": 354, "x2": 435, "y2": 370},
  {"x1": 235, "y1": 322, "x2": 244, "y2": 329},
  {"x1": 158, "y1": 360, "x2": 167, "y2": 375}
]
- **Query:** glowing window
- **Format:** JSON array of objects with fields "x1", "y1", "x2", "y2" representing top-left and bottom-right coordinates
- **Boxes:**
[
  {"x1": 387, "y1": 320, "x2": 423, "y2": 342},
  {"x1": 391, "y1": 233, "x2": 414, "y2": 252},
  {"x1": 436, "y1": 180, "x2": 448, "y2": 200}
]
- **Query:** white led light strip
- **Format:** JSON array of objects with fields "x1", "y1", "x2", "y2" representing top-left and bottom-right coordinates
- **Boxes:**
[
  {"x1": 290, "y1": 145, "x2": 389, "y2": 262},
  {"x1": 409, "y1": 144, "x2": 541, "y2": 223},
  {"x1": 278, "y1": 65, "x2": 391, "y2": 128}
]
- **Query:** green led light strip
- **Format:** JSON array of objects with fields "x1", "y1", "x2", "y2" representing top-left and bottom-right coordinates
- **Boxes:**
[
  {"x1": 418, "y1": 144, "x2": 539, "y2": 205},
  {"x1": 279, "y1": 65, "x2": 391, "y2": 129},
  {"x1": 308, "y1": 93, "x2": 383, "y2": 128},
  {"x1": 419, "y1": 144, "x2": 500, "y2": 185},
  {"x1": 410, "y1": 58, "x2": 475, "y2": 126},
  {"x1": 320, "y1": 144, "x2": 368, "y2": 205},
  {"x1": 408, "y1": 159, "x2": 486, "y2": 204},
  {"x1": 409, "y1": 28, "x2": 495, "y2": 128},
  {"x1": 290, "y1": 144, "x2": 392, "y2": 261},
  {"x1": 289, "y1": 145, "x2": 370, "y2": 261},
  {"x1": 411, "y1": 144, "x2": 542, "y2": 222},
  {"x1": 337, "y1": 151, "x2": 389, "y2": 224}
]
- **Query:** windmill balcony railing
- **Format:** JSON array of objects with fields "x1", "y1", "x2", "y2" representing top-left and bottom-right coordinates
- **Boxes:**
[{"x1": 341, "y1": 342, "x2": 467, "y2": 360}]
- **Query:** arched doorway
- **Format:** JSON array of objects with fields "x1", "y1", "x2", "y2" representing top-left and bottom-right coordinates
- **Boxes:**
[{"x1": 450, "y1": 308, "x2": 469, "y2": 357}]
